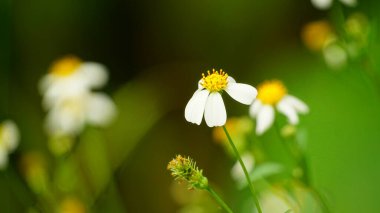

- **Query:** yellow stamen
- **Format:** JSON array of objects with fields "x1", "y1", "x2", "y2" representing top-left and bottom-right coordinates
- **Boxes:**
[
  {"x1": 49, "y1": 56, "x2": 82, "y2": 77},
  {"x1": 257, "y1": 80, "x2": 287, "y2": 105},
  {"x1": 201, "y1": 69, "x2": 229, "y2": 92}
]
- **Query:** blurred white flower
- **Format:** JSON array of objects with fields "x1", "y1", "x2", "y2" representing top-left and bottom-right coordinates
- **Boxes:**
[
  {"x1": 257, "y1": 190, "x2": 294, "y2": 213},
  {"x1": 39, "y1": 56, "x2": 108, "y2": 109},
  {"x1": 185, "y1": 69, "x2": 257, "y2": 127},
  {"x1": 323, "y1": 41, "x2": 348, "y2": 69},
  {"x1": 45, "y1": 92, "x2": 116, "y2": 136},
  {"x1": 231, "y1": 153, "x2": 255, "y2": 182},
  {"x1": 311, "y1": 0, "x2": 357, "y2": 10},
  {"x1": 0, "y1": 120, "x2": 20, "y2": 169},
  {"x1": 250, "y1": 80, "x2": 309, "y2": 135},
  {"x1": 40, "y1": 56, "x2": 116, "y2": 136}
]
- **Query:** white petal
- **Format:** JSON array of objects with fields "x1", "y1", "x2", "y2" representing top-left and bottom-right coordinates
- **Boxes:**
[
  {"x1": 225, "y1": 83, "x2": 257, "y2": 105},
  {"x1": 38, "y1": 74, "x2": 54, "y2": 95},
  {"x1": 283, "y1": 95, "x2": 309, "y2": 114},
  {"x1": 231, "y1": 153, "x2": 255, "y2": 181},
  {"x1": 227, "y1": 76, "x2": 236, "y2": 84},
  {"x1": 323, "y1": 42, "x2": 348, "y2": 69},
  {"x1": 256, "y1": 105, "x2": 275, "y2": 135},
  {"x1": 78, "y1": 62, "x2": 109, "y2": 89},
  {"x1": 45, "y1": 97, "x2": 86, "y2": 135},
  {"x1": 41, "y1": 76, "x2": 88, "y2": 109},
  {"x1": 185, "y1": 90, "x2": 210, "y2": 125},
  {"x1": 311, "y1": 0, "x2": 333, "y2": 9},
  {"x1": 340, "y1": 0, "x2": 357, "y2": 7},
  {"x1": 1, "y1": 120, "x2": 20, "y2": 152},
  {"x1": 249, "y1": 100, "x2": 263, "y2": 118},
  {"x1": 204, "y1": 92, "x2": 227, "y2": 127},
  {"x1": 198, "y1": 79, "x2": 204, "y2": 90},
  {"x1": 277, "y1": 100, "x2": 299, "y2": 125},
  {"x1": 86, "y1": 93, "x2": 117, "y2": 126}
]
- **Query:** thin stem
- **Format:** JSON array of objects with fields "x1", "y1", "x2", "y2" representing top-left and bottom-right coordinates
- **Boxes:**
[
  {"x1": 273, "y1": 121, "x2": 330, "y2": 213},
  {"x1": 206, "y1": 187, "x2": 234, "y2": 213},
  {"x1": 222, "y1": 126, "x2": 263, "y2": 213}
]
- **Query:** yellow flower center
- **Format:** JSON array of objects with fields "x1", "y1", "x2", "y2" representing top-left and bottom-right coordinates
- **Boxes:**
[
  {"x1": 49, "y1": 56, "x2": 82, "y2": 77},
  {"x1": 201, "y1": 69, "x2": 229, "y2": 92},
  {"x1": 301, "y1": 20, "x2": 334, "y2": 51},
  {"x1": 257, "y1": 80, "x2": 287, "y2": 105}
]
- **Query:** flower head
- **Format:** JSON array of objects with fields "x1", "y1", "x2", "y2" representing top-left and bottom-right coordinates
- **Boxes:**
[
  {"x1": 40, "y1": 56, "x2": 116, "y2": 137},
  {"x1": 0, "y1": 120, "x2": 20, "y2": 169},
  {"x1": 301, "y1": 20, "x2": 335, "y2": 52},
  {"x1": 39, "y1": 56, "x2": 109, "y2": 109},
  {"x1": 167, "y1": 155, "x2": 208, "y2": 190},
  {"x1": 257, "y1": 80, "x2": 287, "y2": 105},
  {"x1": 250, "y1": 80, "x2": 309, "y2": 135},
  {"x1": 45, "y1": 92, "x2": 116, "y2": 136},
  {"x1": 185, "y1": 69, "x2": 257, "y2": 127}
]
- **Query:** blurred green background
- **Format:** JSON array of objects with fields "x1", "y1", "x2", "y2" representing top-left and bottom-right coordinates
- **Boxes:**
[{"x1": 1, "y1": 0, "x2": 380, "y2": 212}]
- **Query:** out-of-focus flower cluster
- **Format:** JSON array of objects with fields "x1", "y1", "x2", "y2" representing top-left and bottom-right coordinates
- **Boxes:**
[
  {"x1": 302, "y1": 13, "x2": 370, "y2": 70},
  {"x1": 39, "y1": 56, "x2": 116, "y2": 137}
]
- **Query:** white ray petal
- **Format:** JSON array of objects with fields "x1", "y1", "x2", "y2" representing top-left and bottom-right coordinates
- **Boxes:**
[
  {"x1": 277, "y1": 100, "x2": 299, "y2": 125},
  {"x1": 311, "y1": 0, "x2": 333, "y2": 9},
  {"x1": 225, "y1": 83, "x2": 257, "y2": 105},
  {"x1": 204, "y1": 92, "x2": 227, "y2": 127},
  {"x1": 256, "y1": 105, "x2": 275, "y2": 135},
  {"x1": 86, "y1": 93, "x2": 117, "y2": 126},
  {"x1": 198, "y1": 79, "x2": 204, "y2": 90},
  {"x1": 78, "y1": 62, "x2": 109, "y2": 89},
  {"x1": 185, "y1": 90, "x2": 210, "y2": 125},
  {"x1": 45, "y1": 97, "x2": 86, "y2": 135},
  {"x1": 228, "y1": 76, "x2": 236, "y2": 84},
  {"x1": 340, "y1": 0, "x2": 357, "y2": 7},
  {"x1": 1, "y1": 120, "x2": 20, "y2": 152},
  {"x1": 38, "y1": 75, "x2": 53, "y2": 95},
  {"x1": 249, "y1": 100, "x2": 263, "y2": 118},
  {"x1": 284, "y1": 95, "x2": 309, "y2": 114}
]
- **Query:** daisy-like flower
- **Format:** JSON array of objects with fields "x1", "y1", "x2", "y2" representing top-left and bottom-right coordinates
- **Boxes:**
[
  {"x1": 39, "y1": 56, "x2": 108, "y2": 109},
  {"x1": 45, "y1": 92, "x2": 116, "y2": 136},
  {"x1": 40, "y1": 56, "x2": 116, "y2": 136},
  {"x1": 0, "y1": 120, "x2": 20, "y2": 169},
  {"x1": 185, "y1": 69, "x2": 257, "y2": 127},
  {"x1": 249, "y1": 80, "x2": 309, "y2": 135},
  {"x1": 311, "y1": 0, "x2": 357, "y2": 10}
]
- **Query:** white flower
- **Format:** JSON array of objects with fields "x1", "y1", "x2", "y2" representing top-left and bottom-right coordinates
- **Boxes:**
[
  {"x1": 39, "y1": 56, "x2": 108, "y2": 109},
  {"x1": 323, "y1": 41, "x2": 348, "y2": 69},
  {"x1": 257, "y1": 190, "x2": 294, "y2": 213},
  {"x1": 250, "y1": 80, "x2": 309, "y2": 135},
  {"x1": 40, "y1": 56, "x2": 116, "y2": 136},
  {"x1": 231, "y1": 153, "x2": 255, "y2": 182},
  {"x1": 311, "y1": 0, "x2": 357, "y2": 10},
  {"x1": 185, "y1": 69, "x2": 257, "y2": 127},
  {"x1": 0, "y1": 120, "x2": 20, "y2": 169},
  {"x1": 45, "y1": 92, "x2": 116, "y2": 136}
]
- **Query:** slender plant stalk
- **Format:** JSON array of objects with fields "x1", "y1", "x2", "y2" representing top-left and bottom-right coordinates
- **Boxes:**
[
  {"x1": 273, "y1": 121, "x2": 330, "y2": 213},
  {"x1": 223, "y1": 126, "x2": 263, "y2": 213},
  {"x1": 206, "y1": 187, "x2": 234, "y2": 213}
]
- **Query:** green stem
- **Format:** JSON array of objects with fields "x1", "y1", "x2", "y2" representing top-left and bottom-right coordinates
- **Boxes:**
[
  {"x1": 223, "y1": 126, "x2": 263, "y2": 213},
  {"x1": 206, "y1": 187, "x2": 234, "y2": 213},
  {"x1": 273, "y1": 121, "x2": 330, "y2": 213}
]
